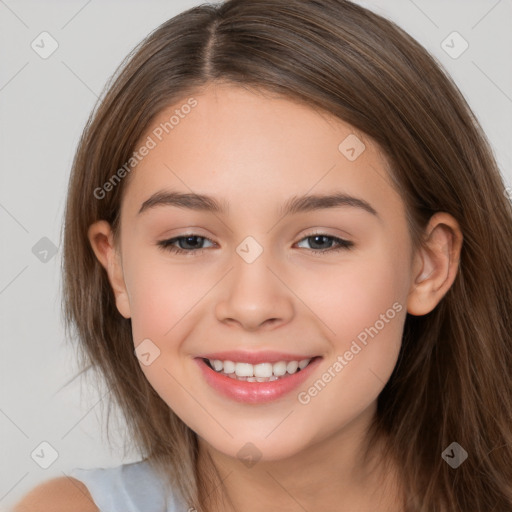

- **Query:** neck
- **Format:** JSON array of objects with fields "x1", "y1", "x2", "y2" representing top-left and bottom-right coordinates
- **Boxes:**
[{"x1": 196, "y1": 404, "x2": 404, "y2": 512}]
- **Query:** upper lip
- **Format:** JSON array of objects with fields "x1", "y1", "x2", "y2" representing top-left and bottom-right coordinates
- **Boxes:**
[{"x1": 196, "y1": 351, "x2": 319, "y2": 365}]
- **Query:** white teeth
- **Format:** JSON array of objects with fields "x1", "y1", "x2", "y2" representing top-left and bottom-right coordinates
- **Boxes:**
[
  {"x1": 223, "y1": 360, "x2": 235, "y2": 374},
  {"x1": 272, "y1": 361, "x2": 287, "y2": 376},
  {"x1": 286, "y1": 360, "x2": 299, "y2": 374},
  {"x1": 299, "y1": 359, "x2": 310, "y2": 369},
  {"x1": 235, "y1": 362, "x2": 254, "y2": 377},
  {"x1": 254, "y1": 362, "x2": 273, "y2": 378},
  {"x1": 207, "y1": 357, "x2": 313, "y2": 379}
]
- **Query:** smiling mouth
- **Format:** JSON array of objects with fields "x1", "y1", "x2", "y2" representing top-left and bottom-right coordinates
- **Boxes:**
[{"x1": 202, "y1": 356, "x2": 319, "y2": 382}]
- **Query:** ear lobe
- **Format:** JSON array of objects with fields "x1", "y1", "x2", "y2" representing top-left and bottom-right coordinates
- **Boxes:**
[
  {"x1": 407, "y1": 213, "x2": 463, "y2": 316},
  {"x1": 87, "y1": 220, "x2": 132, "y2": 319}
]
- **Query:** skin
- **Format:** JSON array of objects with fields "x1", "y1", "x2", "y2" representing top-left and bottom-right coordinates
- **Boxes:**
[{"x1": 88, "y1": 83, "x2": 463, "y2": 512}]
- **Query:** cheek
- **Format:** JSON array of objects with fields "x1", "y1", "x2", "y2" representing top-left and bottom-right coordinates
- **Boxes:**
[
  {"x1": 303, "y1": 242, "x2": 407, "y2": 397},
  {"x1": 123, "y1": 258, "x2": 200, "y2": 424},
  {"x1": 124, "y1": 253, "x2": 207, "y2": 344},
  {"x1": 293, "y1": 257, "x2": 406, "y2": 437},
  {"x1": 308, "y1": 245, "x2": 407, "y2": 344}
]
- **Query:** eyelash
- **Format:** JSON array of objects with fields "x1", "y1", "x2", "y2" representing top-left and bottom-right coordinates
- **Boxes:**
[{"x1": 156, "y1": 233, "x2": 354, "y2": 256}]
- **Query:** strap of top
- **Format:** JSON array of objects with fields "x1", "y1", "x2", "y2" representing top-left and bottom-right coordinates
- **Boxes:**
[{"x1": 68, "y1": 459, "x2": 187, "y2": 512}]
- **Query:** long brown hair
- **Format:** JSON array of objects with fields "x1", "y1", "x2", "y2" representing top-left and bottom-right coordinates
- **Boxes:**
[{"x1": 61, "y1": 1, "x2": 512, "y2": 510}]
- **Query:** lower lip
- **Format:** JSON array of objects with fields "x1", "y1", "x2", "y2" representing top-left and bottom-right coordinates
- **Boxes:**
[{"x1": 195, "y1": 357, "x2": 322, "y2": 404}]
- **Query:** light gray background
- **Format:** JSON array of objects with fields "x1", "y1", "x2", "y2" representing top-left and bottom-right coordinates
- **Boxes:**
[{"x1": 1, "y1": 0, "x2": 511, "y2": 507}]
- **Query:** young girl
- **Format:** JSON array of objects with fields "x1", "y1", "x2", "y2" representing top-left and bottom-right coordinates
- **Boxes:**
[{"x1": 14, "y1": 0, "x2": 512, "y2": 511}]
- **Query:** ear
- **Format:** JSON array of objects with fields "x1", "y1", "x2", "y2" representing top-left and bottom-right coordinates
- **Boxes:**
[
  {"x1": 407, "y1": 212, "x2": 463, "y2": 316},
  {"x1": 87, "y1": 220, "x2": 131, "y2": 319}
]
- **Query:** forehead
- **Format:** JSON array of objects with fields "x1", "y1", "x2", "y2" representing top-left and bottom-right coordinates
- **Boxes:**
[{"x1": 120, "y1": 83, "x2": 402, "y2": 220}]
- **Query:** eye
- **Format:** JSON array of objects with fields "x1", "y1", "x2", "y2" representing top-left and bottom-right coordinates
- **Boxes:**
[
  {"x1": 157, "y1": 235, "x2": 215, "y2": 255},
  {"x1": 157, "y1": 232, "x2": 354, "y2": 256},
  {"x1": 295, "y1": 233, "x2": 354, "y2": 254}
]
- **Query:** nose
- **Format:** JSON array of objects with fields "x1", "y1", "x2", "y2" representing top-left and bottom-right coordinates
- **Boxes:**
[{"x1": 215, "y1": 250, "x2": 295, "y2": 332}]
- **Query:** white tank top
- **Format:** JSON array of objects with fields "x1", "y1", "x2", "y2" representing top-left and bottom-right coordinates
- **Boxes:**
[{"x1": 69, "y1": 459, "x2": 188, "y2": 511}]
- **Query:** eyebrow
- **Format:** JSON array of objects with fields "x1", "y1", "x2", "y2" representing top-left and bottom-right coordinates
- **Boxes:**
[{"x1": 137, "y1": 190, "x2": 379, "y2": 218}]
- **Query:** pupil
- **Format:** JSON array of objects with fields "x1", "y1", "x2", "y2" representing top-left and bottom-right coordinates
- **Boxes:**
[
  {"x1": 311, "y1": 235, "x2": 328, "y2": 249},
  {"x1": 183, "y1": 236, "x2": 201, "y2": 249}
]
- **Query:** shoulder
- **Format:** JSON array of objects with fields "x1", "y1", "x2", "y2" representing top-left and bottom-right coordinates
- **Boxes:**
[{"x1": 12, "y1": 476, "x2": 99, "y2": 512}]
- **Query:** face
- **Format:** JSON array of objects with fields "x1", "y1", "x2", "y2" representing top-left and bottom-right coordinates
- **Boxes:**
[{"x1": 92, "y1": 83, "x2": 419, "y2": 462}]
